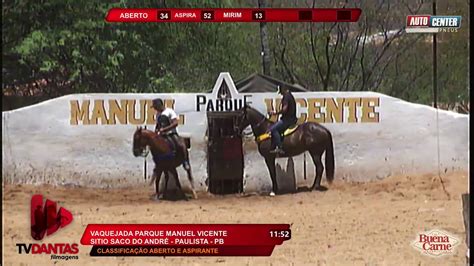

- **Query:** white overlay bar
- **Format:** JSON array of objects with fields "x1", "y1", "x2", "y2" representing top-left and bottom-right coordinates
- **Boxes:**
[{"x1": 405, "y1": 28, "x2": 440, "y2": 33}]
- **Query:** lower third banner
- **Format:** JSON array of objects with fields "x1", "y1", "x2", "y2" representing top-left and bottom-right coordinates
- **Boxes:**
[{"x1": 81, "y1": 224, "x2": 291, "y2": 257}]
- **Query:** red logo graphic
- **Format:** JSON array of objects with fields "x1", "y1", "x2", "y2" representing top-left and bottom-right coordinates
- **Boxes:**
[
  {"x1": 31, "y1": 194, "x2": 73, "y2": 240},
  {"x1": 406, "y1": 15, "x2": 430, "y2": 27}
]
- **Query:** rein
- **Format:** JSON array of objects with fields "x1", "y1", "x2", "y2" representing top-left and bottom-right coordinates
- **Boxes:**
[
  {"x1": 140, "y1": 132, "x2": 175, "y2": 161},
  {"x1": 254, "y1": 116, "x2": 268, "y2": 129},
  {"x1": 252, "y1": 115, "x2": 272, "y2": 143},
  {"x1": 242, "y1": 107, "x2": 274, "y2": 138}
]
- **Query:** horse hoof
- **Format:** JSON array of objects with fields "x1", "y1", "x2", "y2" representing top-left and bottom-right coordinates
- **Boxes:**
[
  {"x1": 192, "y1": 191, "x2": 198, "y2": 199},
  {"x1": 269, "y1": 191, "x2": 275, "y2": 197},
  {"x1": 313, "y1": 186, "x2": 328, "y2": 192}
]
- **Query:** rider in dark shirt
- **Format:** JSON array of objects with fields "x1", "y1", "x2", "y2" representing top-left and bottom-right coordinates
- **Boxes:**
[{"x1": 268, "y1": 85, "x2": 297, "y2": 155}]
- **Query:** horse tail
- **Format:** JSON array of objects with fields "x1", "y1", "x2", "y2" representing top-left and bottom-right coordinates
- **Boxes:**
[{"x1": 325, "y1": 129, "x2": 335, "y2": 184}]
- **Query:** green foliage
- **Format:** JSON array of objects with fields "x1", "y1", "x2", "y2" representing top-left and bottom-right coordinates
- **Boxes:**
[{"x1": 2, "y1": 0, "x2": 469, "y2": 106}]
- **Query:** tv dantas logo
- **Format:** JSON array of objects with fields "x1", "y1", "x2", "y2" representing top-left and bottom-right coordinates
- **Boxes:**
[
  {"x1": 16, "y1": 195, "x2": 79, "y2": 260},
  {"x1": 411, "y1": 229, "x2": 460, "y2": 257}
]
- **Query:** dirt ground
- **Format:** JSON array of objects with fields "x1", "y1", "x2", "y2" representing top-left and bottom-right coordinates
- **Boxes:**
[{"x1": 2, "y1": 171, "x2": 469, "y2": 266}]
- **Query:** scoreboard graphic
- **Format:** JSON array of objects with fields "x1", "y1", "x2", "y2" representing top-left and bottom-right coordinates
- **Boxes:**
[
  {"x1": 105, "y1": 8, "x2": 362, "y2": 23},
  {"x1": 405, "y1": 15, "x2": 462, "y2": 33}
]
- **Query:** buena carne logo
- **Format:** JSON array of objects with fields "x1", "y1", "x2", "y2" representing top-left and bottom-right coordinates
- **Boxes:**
[
  {"x1": 411, "y1": 229, "x2": 460, "y2": 257},
  {"x1": 15, "y1": 194, "x2": 79, "y2": 260}
]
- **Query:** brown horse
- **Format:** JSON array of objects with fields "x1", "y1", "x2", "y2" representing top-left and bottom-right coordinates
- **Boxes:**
[
  {"x1": 132, "y1": 126, "x2": 197, "y2": 200},
  {"x1": 238, "y1": 105, "x2": 334, "y2": 195}
]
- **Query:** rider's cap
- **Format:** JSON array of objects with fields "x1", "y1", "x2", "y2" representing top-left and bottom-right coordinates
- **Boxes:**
[
  {"x1": 152, "y1": 98, "x2": 164, "y2": 108},
  {"x1": 277, "y1": 85, "x2": 287, "y2": 94}
]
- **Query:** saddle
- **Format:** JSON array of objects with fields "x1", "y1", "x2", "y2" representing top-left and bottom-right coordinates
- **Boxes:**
[
  {"x1": 152, "y1": 134, "x2": 178, "y2": 162},
  {"x1": 256, "y1": 124, "x2": 299, "y2": 143}
]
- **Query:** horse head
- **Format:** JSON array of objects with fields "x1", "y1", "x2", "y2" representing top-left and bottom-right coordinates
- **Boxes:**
[
  {"x1": 237, "y1": 105, "x2": 270, "y2": 136},
  {"x1": 237, "y1": 105, "x2": 251, "y2": 133},
  {"x1": 132, "y1": 126, "x2": 149, "y2": 157}
]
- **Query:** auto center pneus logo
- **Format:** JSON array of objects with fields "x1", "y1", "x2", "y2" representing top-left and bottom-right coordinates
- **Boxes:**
[{"x1": 16, "y1": 194, "x2": 79, "y2": 260}]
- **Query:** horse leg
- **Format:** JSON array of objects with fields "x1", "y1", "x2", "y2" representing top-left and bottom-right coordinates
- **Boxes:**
[
  {"x1": 163, "y1": 171, "x2": 170, "y2": 199},
  {"x1": 187, "y1": 170, "x2": 198, "y2": 199},
  {"x1": 171, "y1": 168, "x2": 186, "y2": 200},
  {"x1": 309, "y1": 150, "x2": 326, "y2": 191},
  {"x1": 153, "y1": 168, "x2": 163, "y2": 200},
  {"x1": 264, "y1": 156, "x2": 278, "y2": 196},
  {"x1": 183, "y1": 162, "x2": 198, "y2": 199}
]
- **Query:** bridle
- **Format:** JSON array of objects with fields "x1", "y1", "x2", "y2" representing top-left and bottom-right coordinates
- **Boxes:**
[
  {"x1": 134, "y1": 129, "x2": 150, "y2": 157},
  {"x1": 139, "y1": 144, "x2": 150, "y2": 157},
  {"x1": 239, "y1": 107, "x2": 269, "y2": 136}
]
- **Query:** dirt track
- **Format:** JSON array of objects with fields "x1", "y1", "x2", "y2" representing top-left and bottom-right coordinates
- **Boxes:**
[{"x1": 2, "y1": 171, "x2": 468, "y2": 266}]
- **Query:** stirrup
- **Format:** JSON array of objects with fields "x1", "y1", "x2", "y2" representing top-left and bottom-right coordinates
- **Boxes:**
[{"x1": 269, "y1": 147, "x2": 284, "y2": 154}]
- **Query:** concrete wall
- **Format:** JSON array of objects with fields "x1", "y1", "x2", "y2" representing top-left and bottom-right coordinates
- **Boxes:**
[{"x1": 2, "y1": 73, "x2": 469, "y2": 192}]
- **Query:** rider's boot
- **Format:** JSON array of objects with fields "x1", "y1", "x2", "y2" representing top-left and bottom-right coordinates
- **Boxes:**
[
  {"x1": 183, "y1": 160, "x2": 191, "y2": 171},
  {"x1": 182, "y1": 147, "x2": 191, "y2": 171},
  {"x1": 181, "y1": 142, "x2": 191, "y2": 171}
]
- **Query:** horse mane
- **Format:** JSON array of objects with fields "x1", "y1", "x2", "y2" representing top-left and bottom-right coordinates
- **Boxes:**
[
  {"x1": 142, "y1": 129, "x2": 166, "y2": 142},
  {"x1": 246, "y1": 105, "x2": 271, "y2": 123},
  {"x1": 137, "y1": 129, "x2": 169, "y2": 150}
]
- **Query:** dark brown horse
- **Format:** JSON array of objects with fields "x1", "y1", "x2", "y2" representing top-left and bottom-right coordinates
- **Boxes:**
[
  {"x1": 238, "y1": 105, "x2": 334, "y2": 195},
  {"x1": 132, "y1": 126, "x2": 197, "y2": 200}
]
